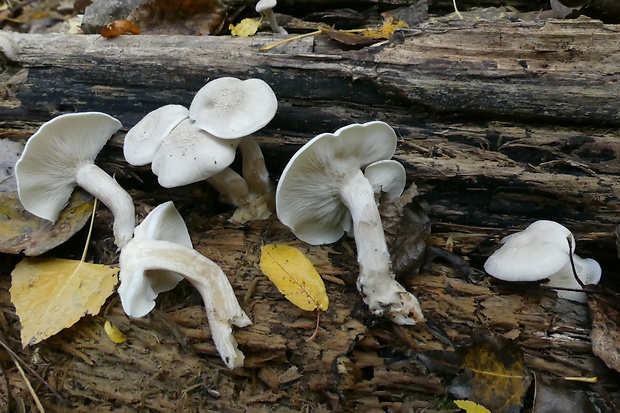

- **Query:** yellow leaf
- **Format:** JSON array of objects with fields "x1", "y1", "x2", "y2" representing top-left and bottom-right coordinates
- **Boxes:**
[
  {"x1": 10, "y1": 257, "x2": 118, "y2": 346},
  {"x1": 229, "y1": 18, "x2": 260, "y2": 38},
  {"x1": 361, "y1": 17, "x2": 408, "y2": 39},
  {"x1": 454, "y1": 400, "x2": 492, "y2": 413},
  {"x1": 259, "y1": 244, "x2": 329, "y2": 312},
  {"x1": 104, "y1": 321, "x2": 127, "y2": 344}
]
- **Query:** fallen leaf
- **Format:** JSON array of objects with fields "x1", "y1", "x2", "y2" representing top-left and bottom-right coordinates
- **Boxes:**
[
  {"x1": 360, "y1": 17, "x2": 408, "y2": 39},
  {"x1": 0, "y1": 190, "x2": 94, "y2": 256},
  {"x1": 10, "y1": 257, "x2": 118, "y2": 346},
  {"x1": 532, "y1": 373, "x2": 596, "y2": 413},
  {"x1": 104, "y1": 321, "x2": 127, "y2": 344},
  {"x1": 448, "y1": 335, "x2": 532, "y2": 413},
  {"x1": 589, "y1": 291, "x2": 620, "y2": 374},
  {"x1": 229, "y1": 18, "x2": 260, "y2": 37},
  {"x1": 127, "y1": 0, "x2": 227, "y2": 35},
  {"x1": 101, "y1": 20, "x2": 141, "y2": 38},
  {"x1": 454, "y1": 400, "x2": 492, "y2": 413},
  {"x1": 380, "y1": 183, "x2": 431, "y2": 278},
  {"x1": 259, "y1": 244, "x2": 329, "y2": 312}
]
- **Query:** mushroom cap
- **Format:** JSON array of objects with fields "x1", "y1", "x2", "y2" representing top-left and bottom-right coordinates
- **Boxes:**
[
  {"x1": 118, "y1": 201, "x2": 189, "y2": 317},
  {"x1": 123, "y1": 104, "x2": 189, "y2": 166},
  {"x1": 151, "y1": 118, "x2": 239, "y2": 188},
  {"x1": 15, "y1": 112, "x2": 122, "y2": 222},
  {"x1": 189, "y1": 77, "x2": 277, "y2": 140},
  {"x1": 484, "y1": 220, "x2": 575, "y2": 282},
  {"x1": 256, "y1": 0, "x2": 277, "y2": 12},
  {"x1": 364, "y1": 159, "x2": 406, "y2": 200},
  {"x1": 546, "y1": 254, "x2": 601, "y2": 302},
  {"x1": 276, "y1": 121, "x2": 397, "y2": 245}
]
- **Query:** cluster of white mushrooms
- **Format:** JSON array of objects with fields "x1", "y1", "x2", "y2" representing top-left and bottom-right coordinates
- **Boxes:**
[
  {"x1": 14, "y1": 76, "x2": 603, "y2": 369},
  {"x1": 484, "y1": 220, "x2": 601, "y2": 303}
]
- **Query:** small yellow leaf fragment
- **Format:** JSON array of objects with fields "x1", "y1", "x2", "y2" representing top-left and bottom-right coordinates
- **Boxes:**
[
  {"x1": 454, "y1": 400, "x2": 492, "y2": 413},
  {"x1": 361, "y1": 17, "x2": 408, "y2": 39},
  {"x1": 229, "y1": 18, "x2": 260, "y2": 38},
  {"x1": 10, "y1": 257, "x2": 119, "y2": 347},
  {"x1": 259, "y1": 244, "x2": 329, "y2": 312},
  {"x1": 104, "y1": 321, "x2": 127, "y2": 344}
]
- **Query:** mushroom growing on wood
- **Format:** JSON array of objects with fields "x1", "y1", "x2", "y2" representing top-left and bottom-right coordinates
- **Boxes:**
[
  {"x1": 118, "y1": 201, "x2": 251, "y2": 369},
  {"x1": 255, "y1": 0, "x2": 288, "y2": 34},
  {"x1": 189, "y1": 77, "x2": 277, "y2": 198},
  {"x1": 124, "y1": 77, "x2": 278, "y2": 224},
  {"x1": 276, "y1": 121, "x2": 424, "y2": 325},
  {"x1": 16, "y1": 112, "x2": 135, "y2": 248},
  {"x1": 484, "y1": 220, "x2": 601, "y2": 302}
]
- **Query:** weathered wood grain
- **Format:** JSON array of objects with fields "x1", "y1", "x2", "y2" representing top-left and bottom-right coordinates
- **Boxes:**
[{"x1": 1, "y1": 19, "x2": 619, "y2": 258}]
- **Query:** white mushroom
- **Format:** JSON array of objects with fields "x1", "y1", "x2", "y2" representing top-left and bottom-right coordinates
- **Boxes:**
[
  {"x1": 16, "y1": 112, "x2": 135, "y2": 248},
  {"x1": 276, "y1": 121, "x2": 424, "y2": 325},
  {"x1": 118, "y1": 201, "x2": 251, "y2": 369},
  {"x1": 484, "y1": 220, "x2": 601, "y2": 302},
  {"x1": 189, "y1": 77, "x2": 277, "y2": 197},
  {"x1": 124, "y1": 78, "x2": 278, "y2": 224},
  {"x1": 255, "y1": 0, "x2": 288, "y2": 35}
]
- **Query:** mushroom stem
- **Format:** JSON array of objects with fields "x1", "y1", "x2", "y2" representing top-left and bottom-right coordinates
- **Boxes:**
[
  {"x1": 262, "y1": 9, "x2": 288, "y2": 34},
  {"x1": 238, "y1": 137, "x2": 272, "y2": 197},
  {"x1": 75, "y1": 164, "x2": 135, "y2": 248},
  {"x1": 206, "y1": 168, "x2": 252, "y2": 207},
  {"x1": 339, "y1": 170, "x2": 424, "y2": 325},
  {"x1": 120, "y1": 239, "x2": 252, "y2": 369},
  {"x1": 207, "y1": 168, "x2": 272, "y2": 224}
]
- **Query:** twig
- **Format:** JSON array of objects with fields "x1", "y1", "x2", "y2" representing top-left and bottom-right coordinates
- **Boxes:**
[
  {"x1": 260, "y1": 30, "x2": 321, "y2": 51},
  {"x1": 12, "y1": 356, "x2": 44, "y2": 413},
  {"x1": 0, "y1": 333, "x2": 71, "y2": 407},
  {"x1": 567, "y1": 236, "x2": 585, "y2": 289}
]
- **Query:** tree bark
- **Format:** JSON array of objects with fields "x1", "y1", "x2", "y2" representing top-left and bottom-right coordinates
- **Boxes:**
[{"x1": 1, "y1": 19, "x2": 619, "y2": 259}]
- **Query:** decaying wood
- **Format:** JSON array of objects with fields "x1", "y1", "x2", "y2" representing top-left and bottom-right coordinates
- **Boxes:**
[
  {"x1": 0, "y1": 18, "x2": 619, "y2": 412},
  {"x1": 0, "y1": 211, "x2": 615, "y2": 412},
  {"x1": 1, "y1": 19, "x2": 619, "y2": 252}
]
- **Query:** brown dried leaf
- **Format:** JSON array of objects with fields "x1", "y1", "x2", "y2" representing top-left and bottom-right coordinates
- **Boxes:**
[
  {"x1": 589, "y1": 292, "x2": 620, "y2": 373},
  {"x1": 128, "y1": 0, "x2": 227, "y2": 35},
  {"x1": 532, "y1": 374, "x2": 596, "y2": 413},
  {"x1": 380, "y1": 183, "x2": 431, "y2": 277},
  {"x1": 0, "y1": 191, "x2": 94, "y2": 256},
  {"x1": 101, "y1": 20, "x2": 140, "y2": 38}
]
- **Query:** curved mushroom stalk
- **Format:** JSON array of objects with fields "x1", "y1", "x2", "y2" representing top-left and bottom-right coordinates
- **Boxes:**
[
  {"x1": 340, "y1": 170, "x2": 424, "y2": 325},
  {"x1": 238, "y1": 137, "x2": 272, "y2": 197},
  {"x1": 207, "y1": 168, "x2": 272, "y2": 224},
  {"x1": 119, "y1": 239, "x2": 251, "y2": 369},
  {"x1": 76, "y1": 164, "x2": 135, "y2": 248}
]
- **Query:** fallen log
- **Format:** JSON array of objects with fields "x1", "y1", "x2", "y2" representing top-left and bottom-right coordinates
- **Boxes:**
[
  {"x1": 1, "y1": 19, "x2": 618, "y2": 260},
  {"x1": 1, "y1": 18, "x2": 620, "y2": 411}
]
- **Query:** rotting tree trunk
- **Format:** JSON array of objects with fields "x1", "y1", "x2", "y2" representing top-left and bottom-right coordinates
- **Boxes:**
[
  {"x1": 1, "y1": 19, "x2": 620, "y2": 412},
  {"x1": 1, "y1": 19, "x2": 618, "y2": 260}
]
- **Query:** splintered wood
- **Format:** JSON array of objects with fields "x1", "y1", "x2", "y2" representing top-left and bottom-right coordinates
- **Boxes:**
[{"x1": 0, "y1": 213, "x2": 615, "y2": 412}]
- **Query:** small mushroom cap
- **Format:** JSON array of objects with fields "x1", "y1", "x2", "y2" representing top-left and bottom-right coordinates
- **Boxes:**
[
  {"x1": 364, "y1": 159, "x2": 406, "y2": 200},
  {"x1": 276, "y1": 121, "x2": 397, "y2": 245},
  {"x1": 484, "y1": 220, "x2": 575, "y2": 282},
  {"x1": 547, "y1": 254, "x2": 601, "y2": 302},
  {"x1": 189, "y1": 77, "x2": 277, "y2": 140},
  {"x1": 118, "y1": 201, "x2": 189, "y2": 317},
  {"x1": 123, "y1": 104, "x2": 189, "y2": 166},
  {"x1": 256, "y1": 0, "x2": 277, "y2": 12},
  {"x1": 151, "y1": 118, "x2": 239, "y2": 188},
  {"x1": 15, "y1": 112, "x2": 122, "y2": 222}
]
